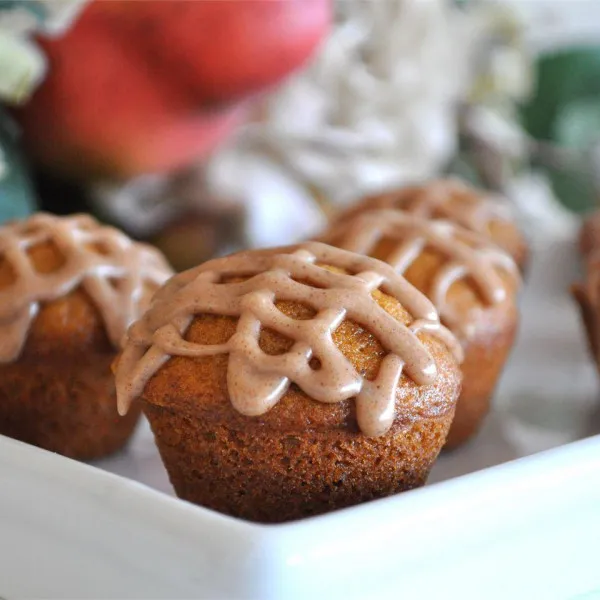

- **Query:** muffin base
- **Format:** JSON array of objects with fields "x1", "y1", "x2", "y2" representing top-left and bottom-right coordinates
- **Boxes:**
[
  {"x1": 444, "y1": 313, "x2": 518, "y2": 450},
  {"x1": 144, "y1": 403, "x2": 454, "y2": 523},
  {"x1": 572, "y1": 284, "x2": 600, "y2": 374},
  {"x1": 444, "y1": 391, "x2": 492, "y2": 450},
  {"x1": 0, "y1": 359, "x2": 141, "y2": 460}
]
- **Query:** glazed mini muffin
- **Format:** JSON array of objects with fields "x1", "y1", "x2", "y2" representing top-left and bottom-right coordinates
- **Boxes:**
[
  {"x1": 336, "y1": 178, "x2": 528, "y2": 272},
  {"x1": 573, "y1": 212, "x2": 600, "y2": 371},
  {"x1": 321, "y1": 210, "x2": 520, "y2": 449},
  {"x1": 115, "y1": 242, "x2": 463, "y2": 522},
  {"x1": 0, "y1": 213, "x2": 173, "y2": 459}
]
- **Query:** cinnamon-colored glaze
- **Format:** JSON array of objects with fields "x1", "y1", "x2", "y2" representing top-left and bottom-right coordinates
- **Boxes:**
[
  {"x1": 322, "y1": 210, "x2": 520, "y2": 448},
  {"x1": 337, "y1": 178, "x2": 528, "y2": 271},
  {"x1": 0, "y1": 213, "x2": 173, "y2": 460},
  {"x1": 116, "y1": 242, "x2": 462, "y2": 438},
  {"x1": 0, "y1": 213, "x2": 173, "y2": 362},
  {"x1": 141, "y1": 292, "x2": 462, "y2": 521},
  {"x1": 322, "y1": 211, "x2": 520, "y2": 343}
]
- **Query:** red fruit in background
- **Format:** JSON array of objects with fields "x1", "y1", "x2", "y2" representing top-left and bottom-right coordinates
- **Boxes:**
[
  {"x1": 100, "y1": 0, "x2": 331, "y2": 105},
  {"x1": 14, "y1": 0, "x2": 331, "y2": 181}
]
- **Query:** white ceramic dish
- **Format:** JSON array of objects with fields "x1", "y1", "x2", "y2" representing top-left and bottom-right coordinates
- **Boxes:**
[{"x1": 1, "y1": 234, "x2": 600, "y2": 599}]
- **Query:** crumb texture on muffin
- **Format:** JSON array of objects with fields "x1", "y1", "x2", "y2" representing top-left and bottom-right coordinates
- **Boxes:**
[
  {"x1": 0, "y1": 212, "x2": 172, "y2": 362},
  {"x1": 322, "y1": 210, "x2": 520, "y2": 342},
  {"x1": 116, "y1": 242, "x2": 462, "y2": 437}
]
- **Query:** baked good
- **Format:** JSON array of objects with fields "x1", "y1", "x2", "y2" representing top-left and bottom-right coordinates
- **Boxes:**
[
  {"x1": 321, "y1": 210, "x2": 520, "y2": 448},
  {"x1": 0, "y1": 213, "x2": 173, "y2": 459},
  {"x1": 115, "y1": 242, "x2": 463, "y2": 522},
  {"x1": 336, "y1": 178, "x2": 528, "y2": 272},
  {"x1": 579, "y1": 210, "x2": 600, "y2": 258},
  {"x1": 573, "y1": 212, "x2": 600, "y2": 371}
]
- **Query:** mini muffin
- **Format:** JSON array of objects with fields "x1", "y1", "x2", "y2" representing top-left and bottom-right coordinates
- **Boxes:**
[
  {"x1": 0, "y1": 213, "x2": 173, "y2": 459},
  {"x1": 579, "y1": 210, "x2": 600, "y2": 258},
  {"x1": 336, "y1": 178, "x2": 528, "y2": 272},
  {"x1": 115, "y1": 242, "x2": 463, "y2": 522},
  {"x1": 321, "y1": 210, "x2": 520, "y2": 449},
  {"x1": 573, "y1": 212, "x2": 600, "y2": 371}
]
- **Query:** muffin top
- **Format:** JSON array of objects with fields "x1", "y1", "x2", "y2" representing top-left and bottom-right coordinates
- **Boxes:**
[
  {"x1": 322, "y1": 210, "x2": 520, "y2": 342},
  {"x1": 0, "y1": 213, "x2": 173, "y2": 363},
  {"x1": 115, "y1": 242, "x2": 462, "y2": 437},
  {"x1": 337, "y1": 178, "x2": 526, "y2": 267}
]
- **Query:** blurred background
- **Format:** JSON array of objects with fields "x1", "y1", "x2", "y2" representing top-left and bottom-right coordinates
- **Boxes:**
[{"x1": 0, "y1": 0, "x2": 597, "y2": 270}]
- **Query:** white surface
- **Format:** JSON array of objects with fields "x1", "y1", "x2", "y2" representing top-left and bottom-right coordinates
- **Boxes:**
[{"x1": 1, "y1": 234, "x2": 600, "y2": 599}]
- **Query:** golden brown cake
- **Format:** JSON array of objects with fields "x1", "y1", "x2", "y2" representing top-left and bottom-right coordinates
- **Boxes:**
[
  {"x1": 0, "y1": 213, "x2": 173, "y2": 459},
  {"x1": 579, "y1": 210, "x2": 600, "y2": 258},
  {"x1": 336, "y1": 178, "x2": 528, "y2": 272},
  {"x1": 573, "y1": 212, "x2": 600, "y2": 371},
  {"x1": 115, "y1": 242, "x2": 463, "y2": 522},
  {"x1": 321, "y1": 210, "x2": 521, "y2": 449}
]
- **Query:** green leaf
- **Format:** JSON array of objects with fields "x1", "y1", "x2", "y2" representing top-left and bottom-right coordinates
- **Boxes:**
[
  {"x1": 0, "y1": 112, "x2": 37, "y2": 222},
  {"x1": 520, "y1": 48, "x2": 600, "y2": 212},
  {"x1": 521, "y1": 48, "x2": 600, "y2": 142},
  {"x1": 554, "y1": 97, "x2": 600, "y2": 150},
  {"x1": 546, "y1": 168, "x2": 597, "y2": 214}
]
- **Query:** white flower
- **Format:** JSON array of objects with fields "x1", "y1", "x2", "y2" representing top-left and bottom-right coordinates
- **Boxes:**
[
  {"x1": 0, "y1": 0, "x2": 88, "y2": 104},
  {"x1": 202, "y1": 0, "x2": 473, "y2": 245},
  {"x1": 0, "y1": 32, "x2": 45, "y2": 105}
]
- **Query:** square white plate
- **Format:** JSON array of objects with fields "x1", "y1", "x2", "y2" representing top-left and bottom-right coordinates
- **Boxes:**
[{"x1": 1, "y1": 234, "x2": 600, "y2": 599}]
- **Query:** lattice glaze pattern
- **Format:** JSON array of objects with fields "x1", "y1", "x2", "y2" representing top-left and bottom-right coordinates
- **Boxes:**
[
  {"x1": 323, "y1": 210, "x2": 520, "y2": 341},
  {"x1": 339, "y1": 178, "x2": 514, "y2": 235},
  {"x1": 0, "y1": 213, "x2": 173, "y2": 362},
  {"x1": 116, "y1": 242, "x2": 462, "y2": 437}
]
